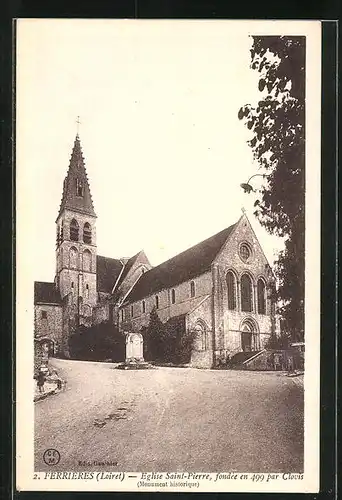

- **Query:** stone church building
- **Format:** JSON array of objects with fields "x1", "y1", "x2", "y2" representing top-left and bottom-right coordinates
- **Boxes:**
[{"x1": 34, "y1": 134, "x2": 277, "y2": 368}]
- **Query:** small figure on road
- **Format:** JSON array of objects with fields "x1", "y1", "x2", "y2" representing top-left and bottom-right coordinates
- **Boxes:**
[
  {"x1": 273, "y1": 353, "x2": 281, "y2": 371},
  {"x1": 37, "y1": 369, "x2": 46, "y2": 393},
  {"x1": 50, "y1": 369, "x2": 63, "y2": 389},
  {"x1": 287, "y1": 355, "x2": 294, "y2": 373}
]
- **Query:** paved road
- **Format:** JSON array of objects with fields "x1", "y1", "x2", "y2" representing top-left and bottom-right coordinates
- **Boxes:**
[{"x1": 35, "y1": 359, "x2": 304, "y2": 472}]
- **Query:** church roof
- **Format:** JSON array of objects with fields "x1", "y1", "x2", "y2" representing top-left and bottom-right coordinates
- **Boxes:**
[
  {"x1": 112, "y1": 251, "x2": 141, "y2": 294},
  {"x1": 56, "y1": 135, "x2": 96, "y2": 220},
  {"x1": 96, "y1": 255, "x2": 123, "y2": 293},
  {"x1": 124, "y1": 223, "x2": 237, "y2": 304},
  {"x1": 34, "y1": 282, "x2": 62, "y2": 305}
]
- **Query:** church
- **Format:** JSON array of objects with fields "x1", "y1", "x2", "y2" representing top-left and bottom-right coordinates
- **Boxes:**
[{"x1": 34, "y1": 134, "x2": 277, "y2": 368}]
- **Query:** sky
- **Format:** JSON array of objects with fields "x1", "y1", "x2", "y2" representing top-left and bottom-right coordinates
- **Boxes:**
[{"x1": 17, "y1": 20, "x2": 285, "y2": 283}]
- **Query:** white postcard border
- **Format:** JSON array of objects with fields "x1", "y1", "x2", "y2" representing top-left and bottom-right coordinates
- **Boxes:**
[{"x1": 15, "y1": 19, "x2": 321, "y2": 493}]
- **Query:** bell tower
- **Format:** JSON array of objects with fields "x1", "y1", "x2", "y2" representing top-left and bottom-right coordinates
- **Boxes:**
[{"x1": 55, "y1": 133, "x2": 97, "y2": 324}]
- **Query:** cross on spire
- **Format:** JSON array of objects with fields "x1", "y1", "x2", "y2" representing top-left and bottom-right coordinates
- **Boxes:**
[
  {"x1": 76, "y1": 116, "x2": 81, "y2": 135},
  {"x1": 241, "y1": 207, "x2": 246, "y2": 214}
]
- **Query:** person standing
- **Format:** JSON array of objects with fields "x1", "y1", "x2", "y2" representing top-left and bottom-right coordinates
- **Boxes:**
[{"x1": 37, "y1": 369, "x2": 46, "y2": 393}]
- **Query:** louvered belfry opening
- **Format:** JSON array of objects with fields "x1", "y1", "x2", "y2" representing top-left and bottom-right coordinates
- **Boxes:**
[
  {"x1": 83, "y1": 222, "x2": 92, "y2": 244},
  {"x1": 70, "y1": 219, "x2": 79, "y2": 241}
]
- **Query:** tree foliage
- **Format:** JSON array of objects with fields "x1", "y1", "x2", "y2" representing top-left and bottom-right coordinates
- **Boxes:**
[
  {"x1": 264, "y1": 331, "x2": 291, "y2": 350},
  {"x1": 141, "y1": 308, "x2": 166, "y2": 361},
  {"x1": 69, "y1": 322, "x2": 125, "y2": 361},
  {"x1": 238, "y1": 36, "x2": 305, "y2": 341},
  {"x1": 141, "y1": 309, "x2": 195, "y2": 364}
]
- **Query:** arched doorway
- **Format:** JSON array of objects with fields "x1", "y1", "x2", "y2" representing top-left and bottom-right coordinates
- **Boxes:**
[
  {"x1": 194, "y1": 320, "x2": 208, "y2": 351},
  {"x1": 241, "y1": 319, "x2": 258, "y2": 352}
]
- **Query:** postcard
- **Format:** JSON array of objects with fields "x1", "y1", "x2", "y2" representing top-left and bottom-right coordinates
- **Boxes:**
[{"x1": 16, "y1": 19, "x2": 321, "y2": 493}]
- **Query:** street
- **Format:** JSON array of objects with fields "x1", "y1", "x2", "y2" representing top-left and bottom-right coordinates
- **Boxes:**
[{"x1": 35, "y1": 359, "x2": 304, "y2": 472}]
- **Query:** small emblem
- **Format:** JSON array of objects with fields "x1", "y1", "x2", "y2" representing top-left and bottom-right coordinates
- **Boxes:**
[{"x1": 43, "y1": 448, "x2": 60, "y2": 465}]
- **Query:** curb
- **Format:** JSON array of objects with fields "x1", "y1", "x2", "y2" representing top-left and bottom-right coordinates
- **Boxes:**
[
  {"x1": 34, "y1": 380, "x2": 66, "y2": 403},
  {"x1": 286, "y1": 371, "x2": 304, "y2": 378},
  {"x1": 34, "y1": 388, "x2": 58, "y2": 402}
]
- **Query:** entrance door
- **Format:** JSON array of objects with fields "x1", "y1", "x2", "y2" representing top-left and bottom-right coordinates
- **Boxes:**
[
  {"x1": 241, "y1": 323, "x2": 253, "y2": 352},
  {"x1": 241, "y1": 331, "x2": 252, "y2": 352}
]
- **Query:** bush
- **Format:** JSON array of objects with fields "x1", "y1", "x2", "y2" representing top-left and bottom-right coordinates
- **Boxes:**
[
  {"x1": 68, "y1": 322, "x2": 125, "y2": 361},
  {"x1": 141, "y1": 309, "x2": 195, "y2": 364},
  {"x1": 264, "y1": 333, "x2": 291, "y2": 350},
  {"x1": 141, "y1": 309, "x2": 165, "y2": 362}
]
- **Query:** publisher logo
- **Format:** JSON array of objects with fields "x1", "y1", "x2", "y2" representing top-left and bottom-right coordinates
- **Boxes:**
[{"x1": 43, "y1": 448, "x2": 60, "y2": 465}]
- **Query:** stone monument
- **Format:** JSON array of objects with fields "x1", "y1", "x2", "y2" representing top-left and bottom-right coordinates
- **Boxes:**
[
  {"x1": 125, "y1": 332, "x2": 144, "y2": 362},
  {"x1": 117, "y1": 332, "x2": 153, "y2": 369}
]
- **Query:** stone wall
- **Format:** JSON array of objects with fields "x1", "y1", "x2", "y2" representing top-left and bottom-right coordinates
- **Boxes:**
[
  {"x1": 187, "y1": 295, "x2": 213, "y2": 368},
  {"x1": 56, "y1": 209, "x2": 97, "y2": 249},
  {"x1": 212, "y1": 214, "x2": 274, "y2": 364},
  {"x1": 243, "y1": 349, "x2": 292, "y2": 371},
  {"x1": 34, "y1": 304, "x2": 63, "y2": 354},
  {"x1": 93, "y1": 301, "x2": 110, "y2": 324},
  {"x1": 115, "y1": 215, "x2": 275, "y2": 368},
  {"x1": 56, "y1": 208, "x2": 97, "y2": 308},
  {"x1": 34, "y1": 339, "x2": 50, "y2": 377},
  {"x1": 119, "y1": 271, "x2": 212, "y2": 333}
]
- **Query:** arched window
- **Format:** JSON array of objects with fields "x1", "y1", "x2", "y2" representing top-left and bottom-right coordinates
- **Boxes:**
[
  {"x1": 69, "y1": 247, "x2": 78, "y2": 269},
  {"x1": 70, "y1": 219, "x2": 79, "y2": 241},
  {"x1": 76, "y1": 179, "x2": 84, "y2": 197},
  {"x1": 83, "y1": 223, "x2": 92, "y2": 244},
  {"x1": 226, "y1": 271, "x2": 236, "y2": 310},
  {"x1": 83, "y1": 249, "x2": 91, "y2": 272},
  {"x1": 190, "y1": 281, "x2": 195, "y2": 298},
  {"x1": 241, "y1": 274, "x2": 253, "y2": 312},
  {"x1": 155, "y1": 295, "x2": 159, "y2": 309},
  {"x1": 257, "y1": 279, "x2": 266, "y2": 314},
  {"x1": 142, "y1": 300, "x2": 146, "y2": 313},
  {"x1": 61, "y1": 221, "x2": 64, "y2": 241},
  {"x1": 131, "y1": 305, "x2": 134, "y2": 317},
  {"x1": 121, "y1": 309, "x2": 124, "y2": 321},
  {"x1": 85, "y1": 284, "x2": 89, "y2": 299},
  {"x1": 171, "y1": 289, "x2": 176, "y2": 304}
]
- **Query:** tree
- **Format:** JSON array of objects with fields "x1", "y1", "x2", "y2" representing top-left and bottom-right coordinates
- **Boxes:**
[
  {"x1": 238, "y1": 36, "x2": 305, "y2": 341},
  {"x1": 141, "y1": 308, "x2": 166, "y2": 361},
  {"x1": 68, "y1": 322, "x2": 125, "y2": 361},
  {"x1": 142, "y1": 309, "x2": 195, "y2": 364},
  {"x1": 264, "y1": 331, "x2": 291, "y2": 350}
]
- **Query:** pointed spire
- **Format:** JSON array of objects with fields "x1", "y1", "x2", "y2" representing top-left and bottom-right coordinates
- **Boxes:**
[{"x1": 56, "y1": 135, "x2": 96, "y2": 221}]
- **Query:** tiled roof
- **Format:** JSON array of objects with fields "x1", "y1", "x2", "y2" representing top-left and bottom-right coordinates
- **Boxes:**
[
  {"x1": 34, "y1": 282, "x2": 61, "y2": 305},
  {"x1": 56, "y1": 135, "x2": 96, "y2": 220},
  {"x1": 96, "y1": 255, "x2": 123, "y2": 293},
  {"x1": 124, "y1": 223, "x2": 236, "y2": 303},
  {"x1": 112, "y1": 251, "x2": 141, "y2": 294}
]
